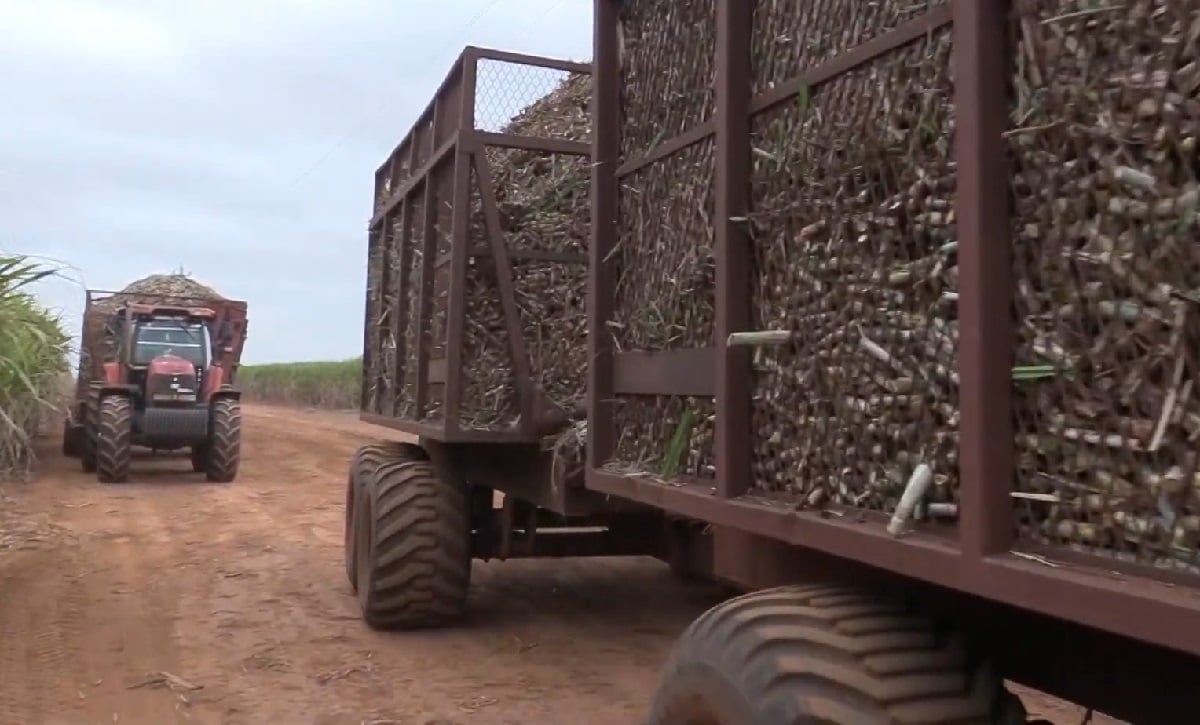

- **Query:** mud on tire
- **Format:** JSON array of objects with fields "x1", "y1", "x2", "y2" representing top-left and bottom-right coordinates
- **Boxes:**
[
  {"x1": 647, "y1": 584, "x2": 1026, "y2": 725},
  {"x1": 205, "y1": 398, "x2": 241, "y2": 483},
  {"x1": 350, "y1": 442, "x2": 470, "y2": 630},
  {"x1": 95, "y1": 395, "x2": 133, "y2": 483}
]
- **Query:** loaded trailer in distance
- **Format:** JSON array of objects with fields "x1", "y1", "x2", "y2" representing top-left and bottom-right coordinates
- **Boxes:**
[
  {"x1": 343, "y1": 1, "x2": 1200, "y2": 721},
  {"x1": 63, "y1": 279, "x2": 248, "y2": 483},
  {"x1": 343, "y1": 46, "x2": 684, "y2": 631}
]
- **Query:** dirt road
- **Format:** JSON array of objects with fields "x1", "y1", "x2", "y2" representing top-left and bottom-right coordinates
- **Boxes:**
[{"x1": 0, "y1": 405, "x2": 1109, "y2": 724}]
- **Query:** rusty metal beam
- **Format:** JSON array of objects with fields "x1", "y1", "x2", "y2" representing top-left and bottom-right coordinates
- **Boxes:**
[
  {"x1": 360, "y1": 412, "x2": 532, "y2": 444},
  {"x1": 613, "y1": 348, "x2": 715, "y2": 397},
  {"x1": 584, "y1": 470, "x2": 1200, "y2": 657},
  {"x1": 588, "y1": 0, "x2": 620, "y2": 469},
  {"x1": 370, "y1": 135, "x2": 457, "y2": 228},
  {"x1": 615, "y1": 121, "x2": 716, "y2": 178},
  {"x1": 412, "y1": 129, "x2": 442, "y2": 422},
  {"x1": 469, "y1": 46, "x2": 591, "y2": 75},
  {"x1": 472, "y1": 147, "x2": 537, "y2": 430},
  {"x1": 749, "y1": 6, "x2": 954, "y2": 117},
  {"x1": 714, "y1": 0, "x2": 752, "y2": 500},
  {"x1": 476, "y1": 131, "x2": 590, "y2": 156},
  {"x1": 443, "y1": 54, "x2": 479, "y2": 437},
  {"x1": 954, "y1": 0, "x2": 1014, "y2": 559}
]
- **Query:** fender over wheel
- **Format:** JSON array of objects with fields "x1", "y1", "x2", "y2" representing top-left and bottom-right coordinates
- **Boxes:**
[{"x1": 647, "y1": 584, "x2": 1026, "y2": 725}]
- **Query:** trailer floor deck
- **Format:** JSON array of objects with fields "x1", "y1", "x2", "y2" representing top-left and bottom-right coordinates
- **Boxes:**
[{"x1": 0, "y1": 406, "x2": 1115, "y2": 724}]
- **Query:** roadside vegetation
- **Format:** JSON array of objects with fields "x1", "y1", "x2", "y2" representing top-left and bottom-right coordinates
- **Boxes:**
[
  {"x1": 238, "y1": 358, "x2": 360, "y2": 410},
  {"x1": 0, "y1": 255, "x2": 70, "y2": 478}
]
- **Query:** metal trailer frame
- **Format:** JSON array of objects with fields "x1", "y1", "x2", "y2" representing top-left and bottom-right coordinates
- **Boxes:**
[
  {"x1": 360, "y1": 46, "x2": 591, "y2": 445},
  {"x1": 584, "y1": 1, "x2": 1200, "y2": 720},
  {"x1": 355, "y1": 47, "x2": 674, "y2": 565}
]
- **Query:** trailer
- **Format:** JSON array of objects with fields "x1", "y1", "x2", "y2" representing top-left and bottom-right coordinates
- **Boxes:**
[
  {"x1": 345, "y1": 3, "x2": 1200, "y2": 722},
  {"x1": 344, "y1": 46, "x2": 689, "y2": 631}
]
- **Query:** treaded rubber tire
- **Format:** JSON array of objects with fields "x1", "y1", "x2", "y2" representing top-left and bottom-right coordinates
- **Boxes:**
[
  {"x1": 344, "y1": 457, "x2": 359, "y2": 592},
  {"x1": 647, "y1": 584, "x2": 1027, "y2": 725},
  {"x1": 352, "y1": 441, "x2": 470, "y2": 630},
  {"x1": 205, "y1": 398, "x2": 241, "y2": 483},
  {"x1": 190, "y1": 446, "x2": 206, "y2": 473},
  {"x1": 61, "y1": 420, "x2": 78, "y2": 458},
  {"x1": 95, "y1": 396, "x2": 132, "y2": 483},
  {"x1": 344, "y1": 442, "x2": 423, "y2": 592},
  {"x1": 81, "y1": 433, "x2": 97, "y2": 473}
]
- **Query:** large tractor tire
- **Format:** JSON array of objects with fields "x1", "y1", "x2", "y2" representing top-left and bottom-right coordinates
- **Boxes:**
[
  {"x1": 349, "y1": 442, "x2": 471, "y2": 630},
  {"x1": 61, "y1": 419, "x2": 78, "y2": 458},
  {"x1": 204, "y1": 398, "x2": 241, "y2": 483},
  {"x1": 80, "y1": 434, "x2": 97, "y2": 473},
  {"x1": 344, "y1": 442, "x2": 409, "y2": 592},
  {"x1": 95, "y1": 396, "x2": 133, "y2": 483},
  {"x1": 647, "y1": 584, "x2": 1027, "y2": 725},
  {"x1": 190, "y1": 445, "x2": 207, "y2": 473}
]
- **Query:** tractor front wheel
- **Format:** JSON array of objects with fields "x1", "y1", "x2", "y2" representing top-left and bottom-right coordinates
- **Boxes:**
[
  {"x1": 204, "y1": 398, "x2": 241, "y2": 483},
  {"x1": 95, "y1": 396, "x2": 133, "y2": 483}
]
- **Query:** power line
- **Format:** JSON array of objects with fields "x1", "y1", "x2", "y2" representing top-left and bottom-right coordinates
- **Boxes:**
[
  {"x1": 283, "y1": 0, "x2": 504, "y2": 190},
  {"x1": 508, "y1": 0, "x2": 570, "y2": 52}
]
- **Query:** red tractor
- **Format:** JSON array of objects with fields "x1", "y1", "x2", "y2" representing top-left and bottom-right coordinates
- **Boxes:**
[{"x1": 62, "y1": 291, "x2": 249, "y2": 484}]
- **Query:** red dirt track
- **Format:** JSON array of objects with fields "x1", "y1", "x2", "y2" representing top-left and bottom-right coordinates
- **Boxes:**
[{"x1": 0, "y1": 405, "x2": 1114, "y2": 724}]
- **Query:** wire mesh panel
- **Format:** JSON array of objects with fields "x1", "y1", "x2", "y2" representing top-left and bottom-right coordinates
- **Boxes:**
[
  {"x1": 459, "y1": 68, "x2": 592, "y2": 432},
  {"x1": 1007, "y1": 0, "x2": 1200, "y2": 574},
  {"x1": 750, "y1": 1, "x2": 941, "y2": 93},
  {"x1": 475, "y1": 58, "x2": 584, "y2": 137},
  {"x1": 604, "y1": 0, "x2": 719, "y2": 480},
  {"x1": 618, "y1": 0, "x2": 717, "y2": 159},
  {"x1": 747, "y1": 14, "x2": 957, "y2": 516}
]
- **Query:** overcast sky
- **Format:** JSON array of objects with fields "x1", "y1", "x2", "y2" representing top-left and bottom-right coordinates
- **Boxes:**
[{"x1": 1, "y1": 0, "x2": 592, "y2": 364}]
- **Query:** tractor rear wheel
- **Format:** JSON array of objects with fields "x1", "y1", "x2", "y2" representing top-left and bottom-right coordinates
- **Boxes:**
[
  {"x1": 647, "y1": 584, "x2": 1026, "y2": 725},
  {"x1": 350, "y1": 442, "x2": 470, "y2": 630},
  {"x1": 95, "y1": 396, "x2": 133, "y2": 483},
  {"x1": 204, "y1": 398, "x2": 241, "y2": 483}
]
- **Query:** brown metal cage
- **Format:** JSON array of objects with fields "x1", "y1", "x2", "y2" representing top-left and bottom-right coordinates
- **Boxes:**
[
  {"x1": 586, "y1": 0, "x2": 1200, "y2": 659},
  {"x1": 360, "y1": 46, "x2": 592, "y2": 444}
]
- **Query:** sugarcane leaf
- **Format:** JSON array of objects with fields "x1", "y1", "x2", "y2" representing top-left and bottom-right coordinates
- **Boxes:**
[
  {"x1": 660, "y1": 408, "x2": 695, "y2": 480},
  {"x1": 1012, "y1": 364, "x2": 1062, "y2": 381}
]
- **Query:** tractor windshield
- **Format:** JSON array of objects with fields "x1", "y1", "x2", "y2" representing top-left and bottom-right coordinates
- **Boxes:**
[{"x1": 132, "y1": 319, "x2": 210, "y2": 368}]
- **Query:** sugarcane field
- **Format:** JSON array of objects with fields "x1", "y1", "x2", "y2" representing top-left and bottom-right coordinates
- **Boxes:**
[{"x1": 4, "y1": 0, "x2": 1200, "y2": 724}]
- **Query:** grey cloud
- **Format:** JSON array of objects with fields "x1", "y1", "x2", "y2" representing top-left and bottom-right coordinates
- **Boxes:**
[{"x1": 2, "y1": 0, "x2": 592, "y2": 363}]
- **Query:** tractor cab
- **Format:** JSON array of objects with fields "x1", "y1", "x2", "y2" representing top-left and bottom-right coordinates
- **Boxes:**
[{"x1": 113, "y1": 303, "x2": 218, "y2": 409}]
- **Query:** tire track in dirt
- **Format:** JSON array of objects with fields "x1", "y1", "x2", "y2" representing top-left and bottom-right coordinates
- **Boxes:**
[{"x1": 0, "y1": 550, "x2": 85, "y2": 724}]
